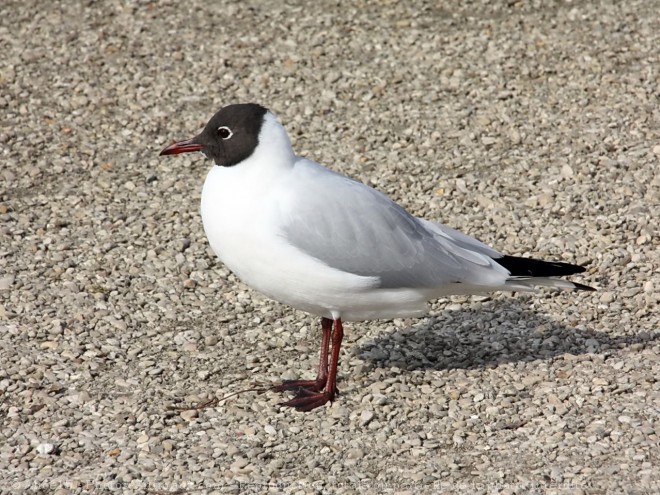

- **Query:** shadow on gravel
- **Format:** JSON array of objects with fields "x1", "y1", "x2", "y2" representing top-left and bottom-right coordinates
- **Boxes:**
[{"x1": 358, "y1": 298, "x2": 658, "y2": 371}]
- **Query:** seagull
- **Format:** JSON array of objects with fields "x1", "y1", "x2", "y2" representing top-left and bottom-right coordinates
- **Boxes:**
[{"x1": 160, "y1": 103, "x2": 593, "y2": 412}]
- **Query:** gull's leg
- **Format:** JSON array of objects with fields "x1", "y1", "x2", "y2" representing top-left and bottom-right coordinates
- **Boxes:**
[{"x1": 279, "y1": 318, "x2": 344, "y2": 412}]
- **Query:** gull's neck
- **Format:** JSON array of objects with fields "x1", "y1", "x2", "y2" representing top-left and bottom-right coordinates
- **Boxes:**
[{"x1": 249, "y1": 112, "x2": 296, "y2": 170}]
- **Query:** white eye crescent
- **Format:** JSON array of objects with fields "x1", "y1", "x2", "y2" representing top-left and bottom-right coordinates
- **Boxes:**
[{"x1": 217, "y1": 126, "x2": 233, "y2": 140}]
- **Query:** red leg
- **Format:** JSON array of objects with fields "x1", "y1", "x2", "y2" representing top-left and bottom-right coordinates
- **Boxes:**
[
  {"x1": 279, "y1": 318, "x2": 344, "y2": 412},
  {"x1": 272, "y1": 317, "x2": 332, "y2": 393}
]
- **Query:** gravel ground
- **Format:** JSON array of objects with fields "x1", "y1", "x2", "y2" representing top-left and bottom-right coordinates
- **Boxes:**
[{"x1": 1, "y1": 0, "x2": 659, "y2": 493}]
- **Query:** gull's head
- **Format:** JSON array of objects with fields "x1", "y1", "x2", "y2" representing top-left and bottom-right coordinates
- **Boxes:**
[{"x1": 160, "y1": 103, "x2": 282, "y2": 167}]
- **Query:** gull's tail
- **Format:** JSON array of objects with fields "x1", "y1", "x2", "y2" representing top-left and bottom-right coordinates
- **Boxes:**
[{"x1": 495, "y1": 255, "x2": 595, "y2": 292}]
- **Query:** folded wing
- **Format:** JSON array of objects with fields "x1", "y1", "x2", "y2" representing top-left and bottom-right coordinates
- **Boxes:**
[{"x1": 278, "y1": 160, "x2": 511, "y2": 290}]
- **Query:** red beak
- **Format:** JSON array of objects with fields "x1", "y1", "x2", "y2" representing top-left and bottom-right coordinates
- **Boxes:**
[{"x1": 159, "y1": 138, "x2": 203, "y2": 156}]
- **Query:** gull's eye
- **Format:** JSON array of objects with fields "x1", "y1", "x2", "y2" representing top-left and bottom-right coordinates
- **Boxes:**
[{"x1": 217, "y1": 126, "x2": 233, "y2": 140}]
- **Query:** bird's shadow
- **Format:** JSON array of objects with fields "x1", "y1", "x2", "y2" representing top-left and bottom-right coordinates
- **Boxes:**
[{"x1": 356, "y1": 297, "x2": 655, "y2": 371}]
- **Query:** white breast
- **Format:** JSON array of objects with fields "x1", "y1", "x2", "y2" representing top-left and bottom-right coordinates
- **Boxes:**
[{"x1": 201, "y1": 162, "x2": 394, "y2": 319}]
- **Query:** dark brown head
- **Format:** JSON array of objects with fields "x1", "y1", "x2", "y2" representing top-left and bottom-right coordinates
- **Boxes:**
[{"x1": 160, "y1": 103, "x2": 268, "y2": 167}]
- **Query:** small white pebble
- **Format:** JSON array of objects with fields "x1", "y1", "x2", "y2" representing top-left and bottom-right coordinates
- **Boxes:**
[
  {"x1": 36, "y1": 443, "x2": 56, "y2": 455},
  {"x1": 360, "y1": 410, "x2": 375, "y2": 426},
  {"x1": 264, "y1": 424, "x2": 276, "y2": 435}
]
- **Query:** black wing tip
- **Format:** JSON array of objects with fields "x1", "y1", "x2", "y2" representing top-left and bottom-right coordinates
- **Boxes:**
[
  {"x1": 568, "y1": 263, "x2": 587, "y2": 274},
  {"x1": 497, "y1": 254, "x2": 588, "y2": 277},
  {"x1": 498, "y1": 255, "x2": 595, "y2": 291},
  {"x1": 572, "y1": 281, "x2": 596, "y2": 292}
]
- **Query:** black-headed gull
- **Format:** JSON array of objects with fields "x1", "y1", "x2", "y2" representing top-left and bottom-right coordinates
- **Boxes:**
[{"x1": 160, "y1": 103, "x2": 593, "y2": 412}]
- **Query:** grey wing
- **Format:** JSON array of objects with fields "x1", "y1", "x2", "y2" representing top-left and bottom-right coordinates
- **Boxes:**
[
  {"x1": 279, "y1": 162, "x2": 507, "y2": 289},
  {"x1": 417, "y1": 219, "x2": 503, "y2": 259}
]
